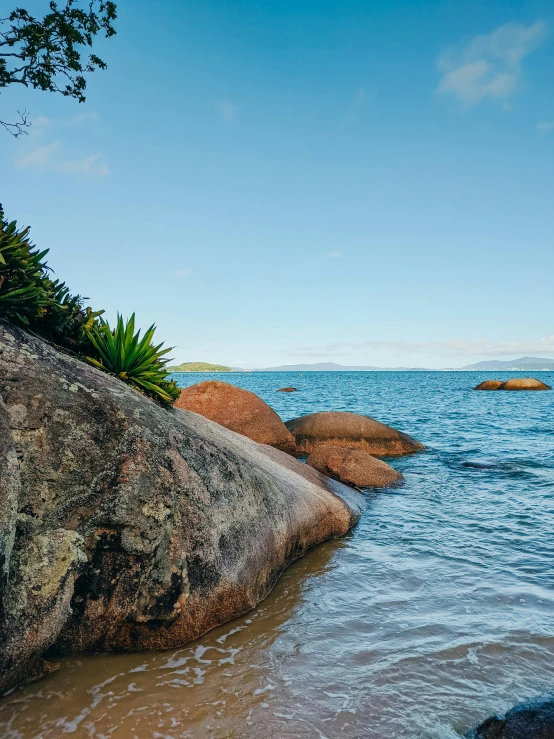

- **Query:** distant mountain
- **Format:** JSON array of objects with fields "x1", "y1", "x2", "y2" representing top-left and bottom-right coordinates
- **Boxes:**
[
  {"x1": 460, "y1": 356, "x2": 554, "y2": 371},
  {"x1": 255, "y1": 362, "x2": 428, "y2": 372},
  {"x1": 168, "y1": 362, "x2": 232, "y2": 372}
]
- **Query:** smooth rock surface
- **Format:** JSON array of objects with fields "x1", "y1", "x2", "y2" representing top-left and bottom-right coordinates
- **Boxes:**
[
  {"x1": 175, "y1": 380, "x2": 296, "y2": 454},
  {"x1": 474, "y1": 380, "x2": 506, "y2": 391},
  {"x1": 307, "y1": 445, "x2": 403, "y2": 488},
  {"x1": 502, "y1": 378, "x2": 551, "y2": 391},
  {"x1": 286, "y1": 411, "x2": 424, "y2": 456},
  {"x1": 0, "y1": 321, "x2": 362, "y2": 694},
  {"x1": 465, "y1": 693, "x2": 554, "y2": 738}
]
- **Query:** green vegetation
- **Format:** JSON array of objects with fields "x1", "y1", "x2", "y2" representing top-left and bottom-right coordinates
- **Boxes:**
[
  {"x1": 87, "y1": 314, "x2": 179, "y2": 405},
  {"x1": 0, "y1": 205, "x2": 178, "y2": 406},
  {"x1": 1, "y1": 1, "x2": 117, "y2": 136},
  {"x1": 168, "y1": 362, "x2": 233, "y2": 372}
]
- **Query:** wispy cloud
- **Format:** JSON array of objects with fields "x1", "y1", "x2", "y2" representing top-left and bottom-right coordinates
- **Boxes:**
[
  {"x1": 176, "y1": 269, "x2": 192, "y2": 277},
  {"x1": 15, "y1": 142, "x2": 109, "y2": 176},
  {"x1": 537, "y1": 120, "x2": 554, "y2": 133},
  {"x1": 326, "y1": 251, "x2": 342, "y2": 259},
  {"x1": 217, "y1": 100, "x2": 238, "y2": 124},
  {"x1": 437, "y1": 21, "x2": 548, "y2": 107},
  {"x1": 13, "y1": 112, "x2": 109, "y2": 177},
  {"x1": 281, "y1": 336, "x2": 554, "y2": 359}
]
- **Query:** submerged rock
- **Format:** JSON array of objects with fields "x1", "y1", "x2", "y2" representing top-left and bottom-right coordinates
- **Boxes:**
[
  {"x1": 474, "y1": 378, "x2": 551, "y2": 391},
  {"x1": 285, "y1": 411, "x2": 424, "y2": 456},
  {"x1": 307, "y1": 445, "x2": 403, "y2": 488},
  {"x1": 277, "y1": 387, "x2": 298, "y2": 393},
  {"x1": 0, "y1": 321, "x2": 362, "y2": 694},
  {"x1": 502, "y1": 378, "x2": 551, "y2": 391},
  {"x1": 465, "y1": 693, "x2": 554, "y2": 738},
  {"x1": 175, "y1": 380, "x2": 296, "y2": 455},
  {"x1": 474, "y1": 380, "x2": 505, "y2": 391}
]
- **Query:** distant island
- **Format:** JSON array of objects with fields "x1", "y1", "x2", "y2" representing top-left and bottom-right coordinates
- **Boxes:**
[
  {"x1": 168, "y1": 362, "x2": 232, "y2": 372},
  {"x1": 249, "y1": 357, "x2": 554, "y2": 372},
  {"x1": 459, "y1": 356, "x2": 554, "y2": 371},
  {"x1": 255, "y1": 362, "x2": 428, "y2": 371}
]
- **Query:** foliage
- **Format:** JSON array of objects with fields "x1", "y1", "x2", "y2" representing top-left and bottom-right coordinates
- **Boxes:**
[
  {"x1": 86, "y1": 313, "x2": 180, "y2": 405},
  {"x1": 0, "y1": 211, "x2": 51, "y2": 323},
  {"x1": 167, "y1": 362, "x2": 233, "y2": 372},
  {"x1": 0, "y1": 205, "x2": 178, "y2": 407},
  {"x1": 0, "y1": 0, "x2": 117, "y2": 135},
  {"x1": 0, "y1": 204, "x2": 102, "y2": 351}
]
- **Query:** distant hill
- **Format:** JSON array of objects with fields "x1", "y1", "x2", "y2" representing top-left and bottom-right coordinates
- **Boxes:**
[
  {"x1": 460, "y1": 356, "x2": 554, "y2": 371},
  {"x1": 255, "y1": 362, "x2": 427, "y2": 371},
  {"x1": 167, "y1": 362, "x2": 232, "y2": 372}
]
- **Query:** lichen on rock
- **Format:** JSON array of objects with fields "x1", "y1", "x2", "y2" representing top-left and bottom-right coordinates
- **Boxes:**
[{"x1": 0, "y1": 320, "x2": 362, "y2": 693}]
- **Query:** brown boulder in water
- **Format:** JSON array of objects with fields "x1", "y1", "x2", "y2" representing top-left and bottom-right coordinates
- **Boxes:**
[
  {"x1": 0, "y1": 321, "x2": 363, "y2": 694},
  {"x1": 285, "y1": 411, "x2": 424, "y2": 456},
  {"x1": 502, "y1": 377, "x2": 551, "y2": 391},
  {"x1": 175, "y1": 380, "x2": 296, "y2": 454},
  {"x1": 307, "y1": 445, "x2": 403, "y2": 488},
  {"x1": 474, "y1": 380, "x2": 505, "y2": 390},
  {"x1": 277, "y1": 387, "x2": 298, "y2": 392}
]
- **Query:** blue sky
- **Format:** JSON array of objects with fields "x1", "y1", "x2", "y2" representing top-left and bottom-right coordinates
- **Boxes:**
[{"x1": 1, "y1": 0, "x2": 553, "y2": 368}]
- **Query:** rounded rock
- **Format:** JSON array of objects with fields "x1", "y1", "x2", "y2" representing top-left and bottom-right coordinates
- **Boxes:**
[
  {"x1": 502, "y1": 377, "x2": 551, "y2": 391},
  {"x1": 307, "y1": 445, "x2": 403, "y2": 488},
  {"x1": 285, "y1": 411, "x2": 424, "y2": 456},
  {"x1": 474, "y1": 380, "x2": 505, "y2": 391},
  {"x1": 175, "y1": 380, "x2": 296, "y2": 454}
]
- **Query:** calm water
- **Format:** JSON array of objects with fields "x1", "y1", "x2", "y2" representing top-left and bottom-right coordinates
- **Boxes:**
[{"x1": 2, "y1": 371, "x2": 554, "y2": 738}]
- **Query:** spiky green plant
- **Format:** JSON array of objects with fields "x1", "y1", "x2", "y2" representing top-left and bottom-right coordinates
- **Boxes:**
[
  {"x1": 0, "y1": 207, "x2": 51, "y2": 324},
  {"x1": 86, "y1": 313, "x2": 180, "y2": 405}
]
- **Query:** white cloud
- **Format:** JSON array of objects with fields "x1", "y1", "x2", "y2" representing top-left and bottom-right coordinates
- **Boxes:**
[
  {"x1": 176, "y1": 269, "x2": 192, "y2": 277},
  {"x1": 437, "y1": 21, "x2": 548, "y2": 107},
  {"x1": 326, "y1": 251, "x2": 342, "y2": 259},
  {"x1": 217, "y1": 100, "x2": 238, "y2": 124},
  {"x1": 13, "y1": 112, "x2": 109, "y2": 176},
  {"x1": 15, "y1": 142, "x2": 109, "y2": 176},
  {"x1": 537, "y1": 120, "x2": 554, "y2": 133},
  {"x1": 281, "y1": 336, "x2": 554, "y2": 359}
]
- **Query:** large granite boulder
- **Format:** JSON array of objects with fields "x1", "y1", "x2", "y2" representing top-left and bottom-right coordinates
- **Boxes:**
[
  {"x1": 285, "y1": 411, "x2": 424, "y2": 456},
  {"x1": 465, "y1": 693, "x2": 554, "y2": 738},
  {"x1": 175, "y1": 380, "x2": 296, "y2": 455},
  {"x1": 502, "y1": 378, "x2": 551, "y2": 391},
  {"x1": 0, "y1": 321, "x2": 362, "y2": 694},
  {"x1": 307, "y1": 445, "x2": 403, "y2": 488}
]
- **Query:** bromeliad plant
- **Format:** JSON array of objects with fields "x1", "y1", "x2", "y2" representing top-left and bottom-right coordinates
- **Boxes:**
[
  {"x1": 86, "y1": 313, "x2": 180, "y2": 405},
  {"x1": 0, "y1": 205, "x2": 180, "y2": 407},
  {"x1": 0, "y1": 210, "x2": 51, "y2": 325},
  {"x1": 0, "y1": 205, "x2": 104, "y2": 350}
]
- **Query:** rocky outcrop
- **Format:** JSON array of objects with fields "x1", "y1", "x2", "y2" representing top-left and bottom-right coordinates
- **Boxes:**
[
  {"x1": 502, "y1": 378, "x2": 551, "y2": 391},
  {"x1": 0, "y1": 321, "x2": 363, "y2": 694},
  {"x1": 307, "y1": 445, "x2": 403, "y2": 488},
  {"x1": 465, "y1": 693, "x2": 554, "y2": 738},
  {"x1": 474, "y1": 378, "x2": 551, "y2": 391},
  {"x1": 175, "y1": 380, "x2": 296, "y2": 454},
  {"x1": 277, "y1": 387, "x2": 298, "y2": 393},
  {"x1": 285, "y1": 411, "x2": 424, "y2": 456},
  {"x1": 474, "y1": 380, "x2": 505, "y2": 391}
]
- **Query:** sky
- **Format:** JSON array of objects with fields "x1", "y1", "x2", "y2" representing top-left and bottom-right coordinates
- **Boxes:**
[{"x1": 1, "y1": 0, "x2": 553, "y2": 368}]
